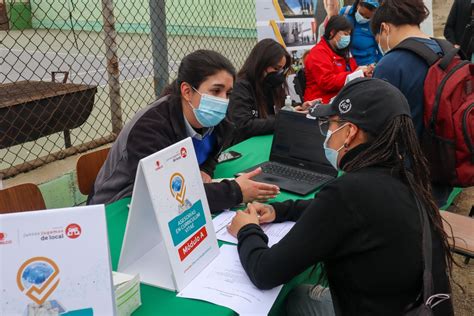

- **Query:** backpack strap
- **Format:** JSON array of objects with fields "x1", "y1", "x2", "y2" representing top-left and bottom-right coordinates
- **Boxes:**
[
  {"x1": 391, "y1": 38, "x2": 442, "y2": 66},
  {"x1": 391, "y1": 38, "x2": 460, "y2": 71}
]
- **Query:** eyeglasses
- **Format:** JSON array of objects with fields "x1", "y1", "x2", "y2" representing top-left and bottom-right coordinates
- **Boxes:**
[
  {"x1": 271, "y1": 67, "x2": 289, "y2": 76},
  {"x1": 318, "y1": 119, "x2": 347, "y2": 136}
]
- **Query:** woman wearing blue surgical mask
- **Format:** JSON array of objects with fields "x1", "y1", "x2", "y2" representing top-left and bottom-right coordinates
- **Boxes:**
[
  {"x1": 228, "y1": 79, "x2": 454, "y2": 316},
  {"x1": 338, "y1": 0, "x2": 381, "y2": 66},
  {"x1": 304, "y1": 16, "x2": 366, "y2": 104},
  {"x1": 89, "y1": 50, "x2": 280, "y2": 210}
]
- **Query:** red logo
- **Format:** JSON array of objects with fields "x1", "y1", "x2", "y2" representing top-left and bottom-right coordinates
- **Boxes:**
[
  {"x1": 65, "y1": 224, "x2": 81, "y2": 239},
  {"x1": 155, "y1": 160, "x2": 163, "y2": 170},
  {"x1": 180, "y1": 147, "x2": 187, "y2": 158},
  {"x1": 0, "y1": 232, "x2": 12, "y2": 245}
]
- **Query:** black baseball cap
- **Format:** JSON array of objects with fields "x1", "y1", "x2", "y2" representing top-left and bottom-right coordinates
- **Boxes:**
[{"x1": 308, "y1": 78, "x2": 411, "y2": 135}]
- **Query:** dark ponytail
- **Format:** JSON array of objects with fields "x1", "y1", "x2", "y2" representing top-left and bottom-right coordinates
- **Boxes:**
[
  {"x1": 161, "y1": 50, "x2": 236, "y2": 98},
  {"x1": 343, "y1": 116, "x2": 454, "y2": 275},
  {"x1": 371, "y1": 0, "x2": 429, "y2": 34}
]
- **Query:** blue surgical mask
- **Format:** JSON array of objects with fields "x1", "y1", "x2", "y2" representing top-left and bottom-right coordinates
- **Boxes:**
[
  {"x1": 323, "y1": 124, "x2": 348, "y2": 170},
  {"x1": 355, "y1": 11, "x2": 370, "y2": 24},
  {"x1": 336, "y1": 35, "x2": 351, "y2": 49},
  {"x1": 189, "y1": 88, "x2": 229, "y2": 127}
]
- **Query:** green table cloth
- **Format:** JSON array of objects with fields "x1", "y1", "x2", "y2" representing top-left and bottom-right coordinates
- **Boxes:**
[{"x1": 105, "y1": 135, "x2": 317, "y2": 316}]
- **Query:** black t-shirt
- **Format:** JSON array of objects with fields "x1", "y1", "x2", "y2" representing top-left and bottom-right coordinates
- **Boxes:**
[{"x1": 237, "y1": 144, "x2": 453, "y2": 315}]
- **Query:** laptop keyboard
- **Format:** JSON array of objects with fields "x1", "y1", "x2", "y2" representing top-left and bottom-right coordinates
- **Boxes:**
[{"x1": 261, "y1": 162, "x2": 329, "y2": 184}]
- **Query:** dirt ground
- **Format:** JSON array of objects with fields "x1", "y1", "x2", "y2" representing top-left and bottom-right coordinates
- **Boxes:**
[{"x1": 446, "y1": 187, "x2": 474, "y2": 316}]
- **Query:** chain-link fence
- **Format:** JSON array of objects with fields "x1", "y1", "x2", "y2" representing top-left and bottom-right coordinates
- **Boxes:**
[{"x1": 0, "y1": 0, "x2": 257, "y2": 178}]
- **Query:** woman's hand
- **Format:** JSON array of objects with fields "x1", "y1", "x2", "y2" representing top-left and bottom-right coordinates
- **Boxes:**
[
  {"x1": 251, "y1": 202, "x2": 277, "y2": 224},
  {"x1": 227, "y1": 203, "x2": 260, "y2": 237},
  {"x1": 235, "y1": 168, "x2": 280, "y2": 203},
  {"x1": 200, "y1": 171, "x2": 212, "y2": 183},
  {"x1": 294, "y1": 98, "x2": 323, "y2": 113}
]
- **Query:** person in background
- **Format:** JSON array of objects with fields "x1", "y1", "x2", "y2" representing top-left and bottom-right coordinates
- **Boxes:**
[
  {"x1": 372, "y1": 0, "x2": 454, "y2": 207},
  {"x1": 89, "y1": 50, "x2": 280, "y2": 211},
  {"x1": 339, "y1": 0, "x2": 381, "y2": 66},
  {"x1": 444, "y1": 0, "x2": 472, "y2": 54},
  {"x1": 228, "y1": 78, "x2": 454, "y2": 316},
  {"x1": 228, "y1": 39, "x2": 310, "y2": 141},
  {"x1": 304, "y1": 16, "x2": 368, "y2": 103}
]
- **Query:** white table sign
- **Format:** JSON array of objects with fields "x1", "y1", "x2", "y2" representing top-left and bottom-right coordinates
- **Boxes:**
[
  {"x1": 118, "y1": 137, "x2": 219, "y2": 292},
  {"x1": 0, "y1": 205, "x2": 115, "y2": 315}
]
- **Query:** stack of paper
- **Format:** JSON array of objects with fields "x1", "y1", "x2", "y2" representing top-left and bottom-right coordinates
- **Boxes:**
[
  {"x1": 178, "y1": 245, "x2": 283, "y2": 315},
  {"x1": 113, "y1": 272, "x2": 141, "y2": 316}
]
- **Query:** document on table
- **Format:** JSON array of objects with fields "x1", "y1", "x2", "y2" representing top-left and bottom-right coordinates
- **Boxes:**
[
  {"x1": 177, "y1": 245, "x2": 283, "y2": 315},
  {"x1": 212, "y1": 210, "x2": 295, "y2": 247},
  {"x1": 345, "y1": 69, "x2": 364, "y2": 84}
]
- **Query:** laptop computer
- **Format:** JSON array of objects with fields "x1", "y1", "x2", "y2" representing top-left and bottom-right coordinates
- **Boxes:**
[{"x1": 236, "y1": 110, "x2": 337, "y2": 195}]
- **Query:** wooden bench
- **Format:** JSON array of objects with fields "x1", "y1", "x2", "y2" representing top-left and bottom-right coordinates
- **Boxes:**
[{"x1": 441, "y1": 209, "x2": 474, "y2": 264}]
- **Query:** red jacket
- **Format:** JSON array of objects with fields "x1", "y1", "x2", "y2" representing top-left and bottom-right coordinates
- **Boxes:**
[{"x1": 304, "y1": 38, "x2": 358, "y2": 103}]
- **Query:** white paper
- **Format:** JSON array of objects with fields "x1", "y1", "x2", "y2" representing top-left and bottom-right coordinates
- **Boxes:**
[
  {"x1": 345, "y1": 69, "x2": 364, "y2": 84},
  {"x1": 177, "y1": 245, "x2": 282, "y2": 315},
  {"x1": 113, "y1": 271, "x2": 135, "y2": 288},
  {"x1": 212, "y1": 211, "x2": 295, "y2": 247}
]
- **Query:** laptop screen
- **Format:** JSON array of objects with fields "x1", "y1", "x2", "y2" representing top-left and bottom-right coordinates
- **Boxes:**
[{"x1": 270, "y1": 111, "x2": 336, "y2": 175}]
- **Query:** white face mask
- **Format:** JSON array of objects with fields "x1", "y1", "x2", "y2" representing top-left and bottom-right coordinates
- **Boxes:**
[
  {"x1": 377, "y1": 25, "x2": 391, "y2": 55},
  {"x1": 355, "y1": 11, "x2": 370, "y2": 24}
]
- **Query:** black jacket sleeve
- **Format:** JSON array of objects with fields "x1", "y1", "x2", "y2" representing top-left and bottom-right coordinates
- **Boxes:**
[
  {"x1": 444, "y1": 0, "x2": 458, "y2": 44},
  {"x1": 228, "y1": 80, "x2": 276, "y2": 140},
  {"x1": 237, "y1": 180, "x2": 362, "y2": 290},
  {"x1": 271, "y1": 199, "x2": 313, "y2": 223},
  {"x1": 205, "y1": 180, "x2": 243, "y2": 213},
  {"x1": 200, "y1": 157, "x2": 218, "y2": 177}
]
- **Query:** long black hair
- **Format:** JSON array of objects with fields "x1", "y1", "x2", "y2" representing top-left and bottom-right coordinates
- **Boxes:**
[
  {"x1": 343, "y1": 116, "x2": 454, "y2": 274},
  {"x1": 161, "y1": 50, "x2": 236, "y2": 100},
  {"x1": 237, "y1": 39, "x2": 291, "y2": 117},
  {"x1": 371, "y1": 0, "x2": 429, "y2": 35},
  {"x1": 324, "y1": 15, "x2": 354, "y2": 60}
]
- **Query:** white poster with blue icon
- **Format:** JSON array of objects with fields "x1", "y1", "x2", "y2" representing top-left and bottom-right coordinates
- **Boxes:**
[
  {"x1": 0, "y1": 205, "x2": 115, "y2": 316},
  {"x1": 118, "y1": 137, "x2": 219, "y2": 292}
]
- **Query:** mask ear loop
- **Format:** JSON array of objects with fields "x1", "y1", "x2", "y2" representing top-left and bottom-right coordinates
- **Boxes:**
[{"x1": 385, "y1": 25, "x2": 391, "y2": 51}]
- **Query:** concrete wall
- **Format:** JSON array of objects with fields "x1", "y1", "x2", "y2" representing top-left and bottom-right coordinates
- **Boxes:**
[{"x1": 30, "y1": 0, "x2": 256, "y2": 37}]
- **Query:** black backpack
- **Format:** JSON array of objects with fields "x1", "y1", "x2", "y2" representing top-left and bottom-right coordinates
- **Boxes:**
[
  {"x1": 459, "y1": 1, "x2": 474, "y2": 60},
  {"x1": 293, "y1": 68, "x2": 306, "y2": 101}
]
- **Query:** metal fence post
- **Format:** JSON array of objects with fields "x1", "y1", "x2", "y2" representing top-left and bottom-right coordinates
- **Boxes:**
[
  {"x1": 101, "y1": 0, "x2": 123, "y2": 134},
  {"x1": 149, "y1": 0, "x2": 169, "y2": 98}
]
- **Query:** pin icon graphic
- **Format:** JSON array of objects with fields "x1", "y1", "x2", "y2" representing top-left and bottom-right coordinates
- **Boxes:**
[
  {"x1": 17, "y1": 257, "x2": 60, "y2": 305},
  {"x1": 170, "y1": 173, "x2": 186, "y2": 205}
]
